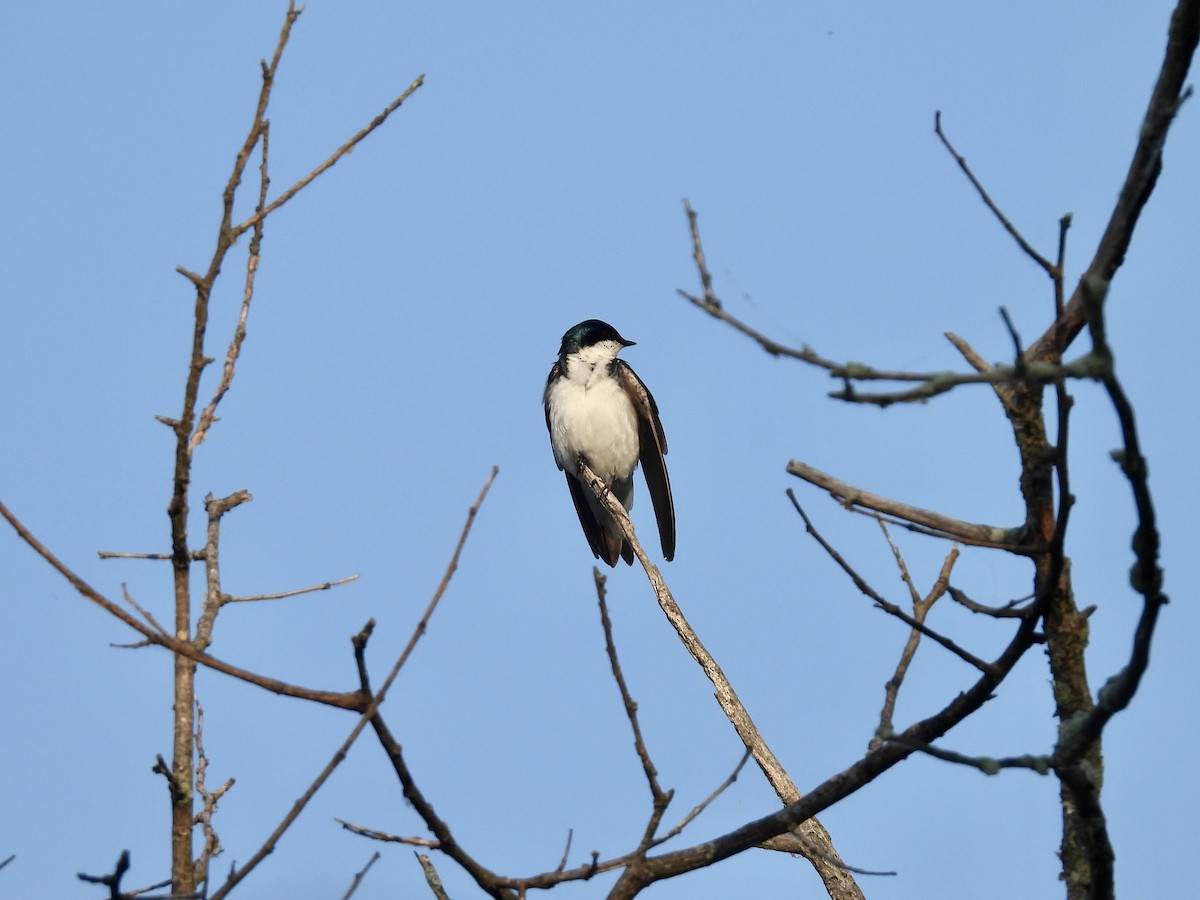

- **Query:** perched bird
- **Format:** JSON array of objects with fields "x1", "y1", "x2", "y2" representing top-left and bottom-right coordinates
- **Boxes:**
[{"x1": 543, "y1": 319, "x2": 675, "y2": 566}]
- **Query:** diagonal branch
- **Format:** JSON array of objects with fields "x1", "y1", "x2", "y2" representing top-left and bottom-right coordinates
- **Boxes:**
[
  {"x1": 232, "y1": 74, "x2": 426, "y2": 237},
  {"x1": 209, "y1": 468, "x2": 498, "y2": 900},
  {"x1": 934, "y1": 111, "x2": 1056, "y2": 275},
  {"x1": 872, "y1": 530, "x2": 960, "y2": 748},
  {"x1": 787, "y1": 492, "x2": 992, "y2": 675},
  {"x1": 576, "y1": 460, "x2": 865, "y2": 900},
  {"x1": 1026, "y1": 0, "x2": 1199, "y2": 359},
  {"x1": 0, "y1": 498, "x2": 368, "y2": 711}
]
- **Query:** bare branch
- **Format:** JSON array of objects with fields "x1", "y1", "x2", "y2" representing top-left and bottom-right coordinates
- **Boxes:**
[
  {"x1": 934, "y1": 110, "x2": 1056, "y2": 275},
  {"x1": 1052, "y1": 275, "x2": 1167, "y2": 768},
  {"x1": 947, "y1": 585, "x2": 1035, "y2": 619},
  {"x1": 233, "y1": 74, "x2": 426, "y2": 236},
  {"x1": 788, "y1": 491, "x2": 992, "y2": 675},
  {"x1": 1027, "y1": 0, "x2": 1198, "y2": 359},
  {"x1": 681, "y1": 199, "x2": 719, "y2": 307},
  {"x1": 593, "y1": 568, "x2": 668, "y2": 805},
  {"x1": 208, "y1": 468, "x2": 498, "y2": 900},
  {"x1": 555, "y1": 830, "x2": 573, "y2": 873},
  {"x1": 189, "y1": 117, "x2": 269, "y2": 454},
  {"x1": 98, "y1": 550, "x2": 206, "y2": 561},
  {"x1": 224, "y1": 574, "x2": 360, "y2": 604},
  {"x1": 120, "y1": 584, "x2": 170, "y2": 636},
  {"x1": 0, "y1": 497, "x2": 369, "y2": 710},
  {"x1": 872, "y1": 529, "x2": 959, "y2": 749},
  {"x1": 193, "y1": 702, "x2": 233, "y2": 889},
  {"x1": 654, "y1": 750, "x2": 751, "y2": 847},
  {"x1": 340, "y1": 852, "x2": 381, "y2": 900},
  {"x1": 788, "y1": 460, "x2": 1022, "y2": 551},
  {"x1": 576, "y1": 460, "x2": 865, "y2": 899},
  {"x1": 336, "y1": 819, "x2": 439, "y2": 848},
  {"x1": 887, "y1": 736, "x2": 1052, "y2": 776}
]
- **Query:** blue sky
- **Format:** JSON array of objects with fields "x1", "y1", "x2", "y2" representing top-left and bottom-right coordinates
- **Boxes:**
[{"x1": 2, "y1": 3, "x2": 1197, "y2": 898}]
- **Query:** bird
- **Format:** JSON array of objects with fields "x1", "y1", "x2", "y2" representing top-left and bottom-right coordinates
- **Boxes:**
[{"x1": 543, "y1": 319, "x2": 675, "y2": 566}]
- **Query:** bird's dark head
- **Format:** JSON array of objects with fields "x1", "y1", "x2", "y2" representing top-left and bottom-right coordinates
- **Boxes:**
[{"x1": 558, "y1": 319, "x2": 635, "y2": 357}]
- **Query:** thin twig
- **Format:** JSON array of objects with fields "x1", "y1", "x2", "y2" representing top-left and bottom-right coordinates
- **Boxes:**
[
  {"x1": 340, "y1": 852, "x2": 381, "y2": 900},
  {"x1": 120, "y1": 584, "x2": 170, "y2": 636},
  {"x1": 934, "y1": 111, "x2": 1055, "y2": 275},
  {"x1": 654, "y1": 750, "x2": 751, "y2": 846},
  {"x1": 871, "y1": 524, "x2": 959, "y2": 749},
  {"x1": 233, "y1": 74, "x2": 426, "y2": 236},
  {"x1": 788, "y1": 491, "x2": 993, "y2": 675},
  {"x1": 336, "y1": 818, "x2": 439, "y2": 848},
  {"x1": 98, "y1": 550, "x2": 206, "y2": 561},
  {"x1": 193, "y1": 702, "x2": 234, "y2": 890},
  {"x1": 682, "y1": 199, "x2": 719, "y2": 307},
  {"x1": 593, "y1": 568, "x2": 667, "y2": 802},
  {"x1": 947, "y1": 585, "x2": 1035, "y2": 618},
  {"x1": 224, "y1": 574, "x2": 360, "y2": 603},
  {"x1": 555, "y1": 830, "x2": 574, "y2": 873},
  {"x1": 886, "y1": 735, "x2": 1052, "y2": 776}
]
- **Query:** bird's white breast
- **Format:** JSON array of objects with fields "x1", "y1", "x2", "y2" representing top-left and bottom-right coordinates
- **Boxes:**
[{"x1": 547, "y1": 355, "x2": 640, "y2": 483}]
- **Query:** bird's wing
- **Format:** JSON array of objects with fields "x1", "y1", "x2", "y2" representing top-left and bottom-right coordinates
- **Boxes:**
[
  {"x1": 616, "y1": 360, "x2": 675, "y2": 561},
  {"x1": 565, "y1": 472, "x2": 625, "y2": 566},
  {"x1": 543, "y1": 361, "x2": 563, "y2": 468}
]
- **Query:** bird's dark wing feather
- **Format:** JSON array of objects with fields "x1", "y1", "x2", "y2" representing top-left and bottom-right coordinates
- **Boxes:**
[
  {"x1": 616, "y1": 360, "x2": 675, "y2": 561},
  {"x1": 565, "y1": 472, "x2": 625, "y2": 566},
  {"x1": 543, "y1": 361, "x2": 562, "y2": 455}
]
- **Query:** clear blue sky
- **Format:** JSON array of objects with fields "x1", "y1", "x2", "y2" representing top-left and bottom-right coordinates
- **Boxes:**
[{"x1": 2, "y1": 3, "x2": 1196, "y2": 898}]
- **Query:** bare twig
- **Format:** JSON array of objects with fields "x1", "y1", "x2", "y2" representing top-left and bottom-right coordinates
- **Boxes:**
[
  {"x1": 654, "y1": 750, "x2": 751, "y2": 846},
  {"x1": 947, "y1": 585, "x2": 1035, "y2": 618},
  {"x1": 233, "y1": 74, "x2": 426, "y2": 236},
  {"x1": 340, "y1": 852, "x2": 381, "y2": 900},
  {"x1": 593, "y1": 568, "x2": 668, "y2": 804},
  {"x1": 0, "y1": 501, "x2": 372, "y2": 709},
  {"x1": 681, "y1": 199, "x2": 719, "y2": 307},
  {"x1": 1027, "y1": 2, "x2": 1198, "y2": 359},
  {"x1": 886, "y1": 735, "x2": 1052, "y2": 776},
  {"x1": 934, "y1": 111, "x2": 1055, "y2": 275},
  {"x1": 120, "y1": 584, "x2": 170, "y2": 636},
  {"x1": 555, "y1": 830, "x2": 574, "y2": 873},
  {"x1": 788, "y1": 492, "x2": 992, "y2": 675},
  {"x1": 787, "y1": 460, "x2": 1022, "y2": 551},
  {"x1": 98, "y1": 550, "x2": 205, "y2": 561},
  {"x1": 871, "y1": 526, "x2": 959, "y2": 749},
  {"x1": 223, "y1": 574, "x2": 360, "y2": 603},
  {"x1": 193, "y1": 702, "x2": 234, "y2": 890},
  {"x1": 337, "y1": 819, "x2": 439, "y2": 848}
]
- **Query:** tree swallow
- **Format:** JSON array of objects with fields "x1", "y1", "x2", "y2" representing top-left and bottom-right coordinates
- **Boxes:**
[{"x1": 544, "y1": 319, "x2": 676, "y2": 566}]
